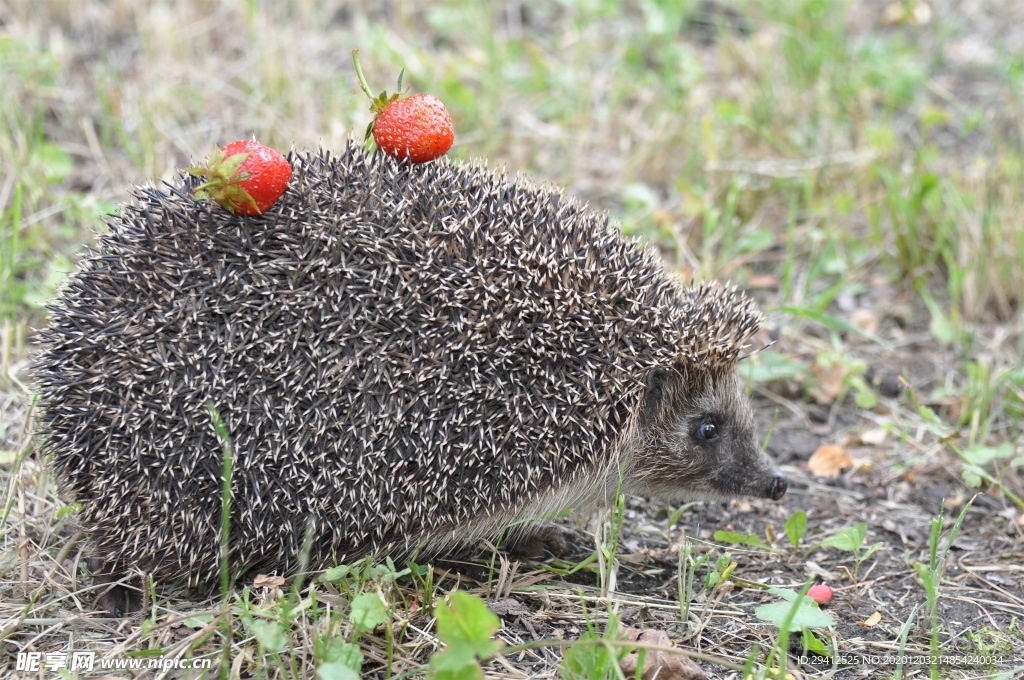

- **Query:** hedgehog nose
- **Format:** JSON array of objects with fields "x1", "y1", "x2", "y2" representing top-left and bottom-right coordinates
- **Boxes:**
[{"x1": 766, "y1": 471, "x2": 788, "y2": 501}]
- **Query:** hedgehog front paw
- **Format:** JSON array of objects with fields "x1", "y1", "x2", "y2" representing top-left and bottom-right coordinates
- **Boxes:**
[
  {"x1": 505, "y1": 525, "x2": 570, "y2": 560},
  {"x1": 87, "y1": 558, "x2": 140, "y2": 617}
]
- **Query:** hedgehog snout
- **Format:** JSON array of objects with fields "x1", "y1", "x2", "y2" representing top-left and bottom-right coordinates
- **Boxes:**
[{"x1": 766, "y1": 470, "x2": 788, "y2": 501}]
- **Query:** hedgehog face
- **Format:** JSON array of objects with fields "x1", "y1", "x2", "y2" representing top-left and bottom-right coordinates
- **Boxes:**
[{"x1": 630, "y1": 367, "x2": 787, "y2": 503}]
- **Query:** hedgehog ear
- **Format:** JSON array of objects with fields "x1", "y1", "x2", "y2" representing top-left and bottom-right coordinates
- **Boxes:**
[{"x1": 643, "y1": 368, "x2": 674, "y2": 421}]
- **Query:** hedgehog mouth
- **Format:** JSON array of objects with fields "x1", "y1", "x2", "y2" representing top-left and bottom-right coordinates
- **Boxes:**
[
  {"x1": 704, "y1": 468, "x2": 788, "y2": 502},
  {"x1": 648, "y1": 480, "x2": 785, "y2": 505}
]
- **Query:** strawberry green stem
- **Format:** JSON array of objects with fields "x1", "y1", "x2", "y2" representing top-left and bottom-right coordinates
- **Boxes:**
[
  {"x1": 191, "y1": 173, "x2": 251, "y2": 196},
  {"x1": 351, "y1": 49, "x2": 376, "y2": 100}
]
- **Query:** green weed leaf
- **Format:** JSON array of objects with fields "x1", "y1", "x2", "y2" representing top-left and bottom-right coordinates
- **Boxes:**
[
  {"x1": 349, "y1": 591, "x2": 389, "y2": 633},
  {"x1": 320, "y1": 565, "x2": 352, "y2": 583},
  {"x1": 323, "y1": 639, "x2": 363, "y2": 667},
  {"x1": 428, "y1": 591, "x2": 501, "y2": 679},
  {"x1": 962, "y1": 443, "x2": 1015, "y2": 467},
  {"x1": 961, "y1": 465, "x2": 984, "y2": 488},
  {"x1": 819, "y1": 522, "x2": 867, "y2": 552},
  {"x1": 737, "y1": 228, "x2": 774, "y2": 253},
  {"x1": 182, "y1": 614, "x2": 214, "y2": 628},
  {"x1": 429, "y1": 642, "x2": 484, "y2": 680},
  {"x1": 36, "y1": 143, "x2": 73, "y2": 183},
  {"x1": 777, "y1": 306, "x2": 888, "y2": 347},
  {"x1": 741, "y1": 355, "x2": 810, "y2": 383},
  {"x1": 920, "y1": 289, "x2": 958, "y2": 345},
  {"x1": 435, "y1": 591, "x2": 500, "y2": 656},
  {"x1": 703, "y1": 552, "x2": 734, "y2": 590},
  {"x1": 560, "y1": 632, "x2": 618, "y2": 680},
  {"x1": 369, "y1": 558, "x2": 411, "y2": 583},
  {"x1": 56, "y1": 502, "x2": 82, "y2": 519},
  {"x1": 318, "y1": 639, "x2": 363, "y2": 679},
  {"x1": 316, "y1": 664, "x2": 360, "y2": 680},
  {"x1": 862, "y1": 542, "x2": 884, "y2": 561},
  {"x1": 802, "y1": 629, "x2": 830, "y2": 656},
  {"x1": 705, "y1": 571, "x2": 722, "y2": 590},
  {"x1": 913, "y1": 562, "x2": 934, "y2": 592},
  {"x1": 251, "y1": 619, "x2": 287, "y2": 650},
  {"x1": 785, "y1": 511, "x2": 807, "y2": 549},
  {"x1": 713, "y1": 530, "x2": 770, "y2": 550},
  {"x1": 755, "y1": 588, "x2": 836, "y2": 632},
  {"x1": 854, "y1": 385, "x2": 879, "y2": 409}
]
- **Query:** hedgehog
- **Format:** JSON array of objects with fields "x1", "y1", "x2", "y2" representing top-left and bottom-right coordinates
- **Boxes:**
[{"x1": 34, "y1": 141, "x2": 787, "y2": 609}]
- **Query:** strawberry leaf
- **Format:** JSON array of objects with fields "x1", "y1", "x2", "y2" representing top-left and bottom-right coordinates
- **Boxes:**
[{"x1": 219, "y1": 151, "x2": 252, "y2": 178}]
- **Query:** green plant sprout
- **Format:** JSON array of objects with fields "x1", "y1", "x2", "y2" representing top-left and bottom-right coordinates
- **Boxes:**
[
  {"x1": 785, "y1": 511, "x2": 808, "y2": 553},
  {"x1": 914, "y1": 496, "x2": 976, "y2": 680},
  {"x1": 812, "y1": 522, "x2": 883, "y2": 605},
  {"x1": 428, "y1": 590, "x2": 502, "y2": 680}
]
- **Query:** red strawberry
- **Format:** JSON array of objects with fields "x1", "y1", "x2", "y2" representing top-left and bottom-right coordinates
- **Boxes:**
[
  {"x1": 808, "y1": 583, "x2": 833, "y2": 605},
  {"x1": 189, "y1": 140, "x2": 291, "y2": 215},
  {"x1": 352, "y1": 49, "x2": 454, "y2": 164},
  {"x1": 372, "y1": 94, "x2": 455, "y2": 163}
]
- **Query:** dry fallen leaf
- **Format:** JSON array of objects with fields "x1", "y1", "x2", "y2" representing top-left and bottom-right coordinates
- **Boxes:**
[
  {"x1": 849, "y1": 455, "x2": 875, "y2": 473},
  {"x1": 849, "y1": 308, "x2": 880, "y2": 335},
  {"x1": 859, "y1": 427, "x2": 889, "y2": 446},
  {"x1": 487, "y1": 598, "x2": 531, "y2": 617},
  {"x1": 252, "y1": 574, "x2": 287, "y2": 588},
  {"x1": 804, "y1": 561, "x2": 842, "y2": 582},
  {"x1": 618, "y1": 628, "x2": 708, "y2": 680},
  {"x1": 810, "y1": 361, "x2": 847, "y2": 404},
  {"x1": 808, "y1": 444, "x2": 854, "y2": 478},
  {"x1": 858, "y1": 611, "x2": 883, "y2": 627},
  {"x1": 748, "y1": 274, "x2": 780, "y2": 288},
  {"x1": 883, "y1": 1, "x2": 932, "y2": 26}
]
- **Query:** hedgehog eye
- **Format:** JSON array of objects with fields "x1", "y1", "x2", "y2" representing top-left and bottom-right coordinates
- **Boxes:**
[{"x1": 696, "y1": 421, "x2": 718, "y2": 442}]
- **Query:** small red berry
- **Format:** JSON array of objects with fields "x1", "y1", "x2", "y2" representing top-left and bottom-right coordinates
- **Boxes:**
[
  {"x1": 808, "y1": 584, "x2": 833, "y2": 605},
  {"x1": 189, "y1": 140, "x2": 291, "y2": 215},
  {"x1": 352, "y1": 49, "x2": 454, "y2": 164},
  {"x1": 372, "y1": 94, "x2": 454, "y2": 163}
]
